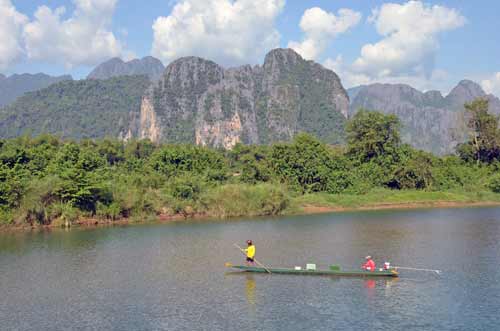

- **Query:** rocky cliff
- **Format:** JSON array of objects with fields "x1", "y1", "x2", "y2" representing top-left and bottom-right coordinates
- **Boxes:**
[
  {"x1": 87, "y1": 56, "x2": 165, "y2": 81},
  {"x1": 349, "y1": 80, "x2": 500, "y2": 155},
  {"x1": 132, "y1": 48, "x2": 349, "y2": 148}
]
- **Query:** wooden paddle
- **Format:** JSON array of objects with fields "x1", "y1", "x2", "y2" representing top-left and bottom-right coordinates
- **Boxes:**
[{"x1": 234, "y1": 243, "x2": 272, "y2": 274}]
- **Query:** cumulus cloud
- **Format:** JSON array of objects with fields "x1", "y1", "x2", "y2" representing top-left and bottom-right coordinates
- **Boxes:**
[
  {"x1": 353, "y1": 1, "x2": 465, "y2": 79},
  {"x1": 481, "y1": 72, "x2": 500, "y2": 98},
  {"x1": 0, "y1": 0, "x2": 28, "y2": 70},
  {"x1": 23, "y1": 0, "x2": 124, "y2": 67},
  {"x1": 324, "y1": 55, "x2": 372, "y2": 87},
  {"x1": 325, "y1": 54, "x2": 451, "y2": 92},
  {"x1": 288, "y1": 7, "x2": 361, "y2": 60},
  {"x1": 151, "y1": 0, "x2": 285, "y2": 66}
]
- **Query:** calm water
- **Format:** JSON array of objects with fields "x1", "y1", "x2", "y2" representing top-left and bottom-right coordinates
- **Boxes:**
[{"x1": 1, "y1": 207, "x2": 500, "y2": 331}]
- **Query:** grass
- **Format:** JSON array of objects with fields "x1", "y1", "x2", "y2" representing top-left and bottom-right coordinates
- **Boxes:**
[
  {"x1": 200, "y1": 183, "x2": 290, "y2": 218},
  {"x1": 291, "y1": 188, "x2": 500, "y2": 212}
]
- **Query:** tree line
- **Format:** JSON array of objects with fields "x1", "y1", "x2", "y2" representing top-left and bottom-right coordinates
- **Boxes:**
[{"x1": 1, "y1": 98, "x2": 499, "y2": 226}]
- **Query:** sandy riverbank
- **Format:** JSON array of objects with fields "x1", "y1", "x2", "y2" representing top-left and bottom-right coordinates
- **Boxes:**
[{"x1": 299, "y1": 200, "x2": 500, "y2": 214}]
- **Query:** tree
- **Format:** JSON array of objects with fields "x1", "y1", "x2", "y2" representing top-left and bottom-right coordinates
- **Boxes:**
[
  {"x1": 458, "y1": 98, "x2": 500, "y2": 163},
  {"x1": 227, "y1": 144, "x2": 272, "y2": 183},
  {"x1": 270, "y1": 133, "x2": 335, "y2": 192},
  {"x1": 346, "y1": 109, "x2": 401, "y2": 163},
  {"x1": 388, "y1": 151, "x2": 435, "y2": 190}
]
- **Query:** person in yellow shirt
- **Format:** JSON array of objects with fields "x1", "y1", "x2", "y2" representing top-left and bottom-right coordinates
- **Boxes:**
[{"x1": 245, "y1": 240, "x2": 256, "y2": 266}]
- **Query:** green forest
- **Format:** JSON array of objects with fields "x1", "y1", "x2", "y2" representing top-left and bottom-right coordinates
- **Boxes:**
[
  {"x1": 0, "y1": 76, "x2": 150, "y2": 139},
  {"x1": 1, "y1": 98, "x2": 500, "y2": 227}
]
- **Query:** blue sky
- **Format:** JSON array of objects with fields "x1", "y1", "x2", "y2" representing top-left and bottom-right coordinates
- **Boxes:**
[{"x1": 2, "y1": 0, "x2": 500, "y2": 96}]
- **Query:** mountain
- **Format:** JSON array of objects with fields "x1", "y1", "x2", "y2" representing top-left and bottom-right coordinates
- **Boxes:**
[
  {"x1": 445, "y1": 80, "x2": 487, "y2": 110},
  {"x1": 0, "y1": 76, "x2": 150, "y2": 139},
  {"x1": 0, "y1": 73, "x2": 72, "y2": 107},
  {"x1": 0, "y1": 49, "x2": 348, "y2": 146},
  {"x1": 348, "y1": 80, "x2": 500, "y2": 155},
  {"x1": 87, "y1": 56, "x2": 165, "y2": 81},
  {"x1": 132, "y1": 48, "x2": 349, "y2": 148},
  {"x1": 346, "y1": 85, "x2": 366, "y2": 101}
]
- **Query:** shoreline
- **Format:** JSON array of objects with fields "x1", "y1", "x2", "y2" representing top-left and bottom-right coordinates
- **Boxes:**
[
  {"x1": 299, "y1": 200, "x2": 500, "y2": 214},
  {"x1": 2, "y1": 198, "x2": 500, "y2": 232}
]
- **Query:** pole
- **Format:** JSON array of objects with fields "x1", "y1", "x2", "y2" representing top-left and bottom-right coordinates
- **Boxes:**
[
  {"x1": 393, "y1": 266, "x2": 441, "y2": 274},
  {"x1": 234, "y1": 243, "x2": 272, "y2": 274}
]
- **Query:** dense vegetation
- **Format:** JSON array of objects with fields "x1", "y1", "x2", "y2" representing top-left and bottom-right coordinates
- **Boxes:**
[
  {"x1": 0, "y1": 75, "x2": 150, "y2": 139},
  {"x1": 1, "y1": 98, "x2": 499, "y2": 227}
]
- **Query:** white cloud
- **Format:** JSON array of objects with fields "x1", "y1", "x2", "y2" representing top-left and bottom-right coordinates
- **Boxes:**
[
  {"x1": 481, "y1": 72, "x2": 500, "y2": 98},
  {"x1": 325, "y1": 54, "x2": 451, "y2": 92},
  {"x1": 0, "y1": 0, "x2": 28, "y2": 70},
  {"x1": 151, "y1": 0, "x2": 285, "y2": 66},
  {"x1": 353, "y1": 1, "x2": 465, "y2": 79},
  {"x1": 324, "y1": 55, "x2": 372, "y2": 87},
  {"x1": 288, "y1": 7, "x2": 361, "y2": 60},
  {"x1": 23, "y1": 0, "x2": 124, "y2": 68}
]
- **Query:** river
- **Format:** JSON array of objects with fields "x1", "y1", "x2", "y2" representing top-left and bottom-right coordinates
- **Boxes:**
[{"x1": 1, "y1": 207, "x2": 500, "y2": 330}]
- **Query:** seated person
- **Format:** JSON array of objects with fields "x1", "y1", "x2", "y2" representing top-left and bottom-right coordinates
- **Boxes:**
[{"x1": 362, "y1": 255, "x2": 376, "y2": 272}]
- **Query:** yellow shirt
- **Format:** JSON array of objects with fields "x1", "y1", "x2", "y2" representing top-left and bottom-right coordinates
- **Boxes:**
[{"x1": 245, "y1": 245, "x2": 255, "y2": 258}]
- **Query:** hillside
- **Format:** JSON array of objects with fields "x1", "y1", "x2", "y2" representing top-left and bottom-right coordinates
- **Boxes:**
[
  {"x1": 0, "y1": 73, "x2": 72, "y2": 107},
  {"x1": 0, "y1": 76, "x2": 150, "y2": 139},
  {"x1": 349, "y1": 80, "x2": 500, "y2": 155},
  {"x1": 133, "y1": 48, "x2": 349, "y2": 148},
  {"x1": 87, "y1": 56, "x2": 165, "y2": 81}
]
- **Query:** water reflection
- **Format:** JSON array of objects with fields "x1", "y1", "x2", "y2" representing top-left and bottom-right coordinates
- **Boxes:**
[{"x1": 245, "y1": 274, "x2": 256, "y2": 311}]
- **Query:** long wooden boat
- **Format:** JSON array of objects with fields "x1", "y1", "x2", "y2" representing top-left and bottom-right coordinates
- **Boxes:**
[{"x1": 228, "y1": 265, "x2": 399, "y2": 277}]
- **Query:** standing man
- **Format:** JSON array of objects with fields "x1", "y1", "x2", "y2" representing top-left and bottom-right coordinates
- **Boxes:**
[
  {"x1": 362, "y1": 255, "x2": 376, "y2": 272},
  {"x1": 245, "y1": 240, "x2": 256, "y2": 266}
]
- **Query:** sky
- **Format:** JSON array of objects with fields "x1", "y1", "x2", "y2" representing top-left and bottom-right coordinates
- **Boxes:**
[{"x1": 2, "y1": 0, "x2": 500, "y2": 97}]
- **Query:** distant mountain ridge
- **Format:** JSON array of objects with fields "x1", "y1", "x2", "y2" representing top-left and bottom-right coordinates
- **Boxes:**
[
  {"x1": 0, "y1": 73, "x2": 72, "y2": 107},
  {"x1": 348, "y1": 80, "x2": 500, "y2": 155},
  {"x1": 87, "y1": 56, "x2": 165, "y2": 81}
]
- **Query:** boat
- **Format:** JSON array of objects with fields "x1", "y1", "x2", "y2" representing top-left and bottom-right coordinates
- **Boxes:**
[{"x1": 227, "y1": 264, "x2": 399, "y2": 277}]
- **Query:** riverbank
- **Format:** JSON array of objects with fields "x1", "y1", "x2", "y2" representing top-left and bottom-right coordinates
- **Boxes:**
[
  {"x1": 3, "y1": 189, "x2": 500, "y2": 231},
  {"x1": 291, "y1": 189, "x2": 500, "y2": 214}
]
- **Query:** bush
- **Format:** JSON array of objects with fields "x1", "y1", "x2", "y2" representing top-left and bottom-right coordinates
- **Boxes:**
[
  {"x1": 110, "y1": 182, "x2": 163, "y2": 218},
  {"x1": 200, "y1": 183, "x2": 289, "y2": 218},
  {"x1": 388, "y1": 152, "x2": 434, "y2": 190},
  {"x1": 431, "y1": 156, "x2": 485, "y2": 190},
  {"x1": 168, "y1": 175, "x2": 205, "y2": 201},
  {"x1": 96, "y1": 202, "x2": 121, "y2": 220},
  {"x1": 228, "y1": 144, "x2": 272, "y2": 184},
  {"x1": 350, "y1": 161, "x2": 389, "y2": 188},
  {"x1": 15, "y1": 176, "x2": 65, "y2": 225},
  {"x1": 270, "y1": 134, "x2": 335, "y2": 193},
  {"x1": 0, "y1": 208, "x2": 13, "y2": 225},
  {"x1": 488, "y1": 174, "x2": 500, "y2": 193},
  {"x1": 48, "y1": 202, "x2": 79, "y2": 226},
  {"x1": 149, "y1": 145, "x2": 227, "y2": 177}
]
